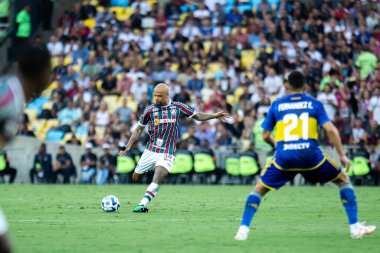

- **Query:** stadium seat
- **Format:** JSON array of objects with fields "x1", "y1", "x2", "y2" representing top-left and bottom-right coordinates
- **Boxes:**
[
  {"x1": 103, "y1": 95, "x2": 120, "y2": 105},
  {"x1": 63, "y1": 56, "x2": 73, "y2": 66},
  {"x1": 42, "y1": 101, "x2": 53, "y2": 110},
  {"x1": 203, "y1": 41, "x2": 212, "y2": 54},
  {"x1": 51, "y1": 56, "x2": 59, "y2": 69},
  {"x1": 95, "y1": 126, "x2": 106, "y2": 139},
  {"x1": 349, "y1": 157, "x2": 370, "y2": 176},
  {"x1": 89, "y1": 0, "x2": 99, "y2": 6},
  {"x1": 117, "y1": 155, "x2": 136, "y2": 174},
  {"x1": 171, "y1": 150, "x2": 193, "y2": 174},
  {"x1": 226, "y1": 154, "x2": 240, "y2": 176},
  {"x1": 62, "y1": 132, "x2": 73, "y2": 144},
  {"x1": 146, "y1": 0, "x2": 157, "y2": 7},
  {"x1": 110, "y1": 0, "x2": 129, "y2": 7},
  {"x1": 208, "y1": 63, "x2": 222, "y2": 75},
  {"x1": 178, "y1": 13, "x2": 188, "y2": 26},
  {"x1": 46, "y1": 130, "x2": 65, "y2": 142},
  {"x1": 96, "y1": 80, "x2": 102, "y2": 89},
  {"x1": 24, "y1": 109, "x2": 38, "y2": 122},
  {"x1": 194, "y1": 150, "x2": 216, "y2": 173},
  {"x1": 170, "y1": 63, "x2": 179, "y2": 72},
  {"x1": 118, "y1": 7, "x2": 133, "y2": 21},
  {"x1": 45, "y1": 119, "x2": 60, "y2": 131},
  {"x1": 239, "y1": 152, "x2": 259, "y2": 176},
  {"x1": 96, "y1": 6, "x2": 105, "y2": 13},
  {"x1": 72, "y1": 64, "x2": 81, "y2": 72},
  {"x1": 40, "y1": 81, "x2": 58, "y2": 97}
]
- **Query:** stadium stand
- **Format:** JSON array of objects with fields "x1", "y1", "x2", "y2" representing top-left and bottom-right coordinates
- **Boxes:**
[{"x1": 2, "y1": 0, "x2": 380, "y2": 185}]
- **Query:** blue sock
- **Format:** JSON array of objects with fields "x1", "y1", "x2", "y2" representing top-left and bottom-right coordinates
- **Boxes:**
[
  {"x1": 241, "y1": 192, "x2": 261, "y2": 227},
  {"x1": 339, "y1": 183, "x2": 358, "y2": 225}
]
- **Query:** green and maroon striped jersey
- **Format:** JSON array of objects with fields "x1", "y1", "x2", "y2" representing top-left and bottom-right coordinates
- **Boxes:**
[{"x1": 138, "y1": 100, "x2": 196, "y2": 155}]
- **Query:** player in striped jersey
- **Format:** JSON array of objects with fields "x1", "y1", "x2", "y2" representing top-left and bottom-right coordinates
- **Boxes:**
[
  {"x1": 118, "y1": 83, "x2": 229, "y2": 212},
  {"x1": 0, "y1": 45, "x2": 51, "y2": 253},
  {"x1": 0, "y1": 45, "x2": 51, "y2": 149}
]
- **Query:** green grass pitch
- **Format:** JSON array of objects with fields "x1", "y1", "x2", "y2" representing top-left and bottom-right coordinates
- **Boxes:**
[{"x1": 1, "y1": 185, "x2": 379, "y2": 253}]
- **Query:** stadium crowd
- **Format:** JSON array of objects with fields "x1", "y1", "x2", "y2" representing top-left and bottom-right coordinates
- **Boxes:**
[{"x1": 4, "y1": 0, "x2": 380, "y2": 184}]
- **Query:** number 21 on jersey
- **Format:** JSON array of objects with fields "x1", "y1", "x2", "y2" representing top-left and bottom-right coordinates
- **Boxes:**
[{"x1": 283, "y1": 112, "x2": 309, "y2": 142}]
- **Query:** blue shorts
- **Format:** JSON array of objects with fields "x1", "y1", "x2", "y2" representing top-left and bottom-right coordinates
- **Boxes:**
[{"x1": 259, "y1": 157, "x2": 342, "y2": 190}]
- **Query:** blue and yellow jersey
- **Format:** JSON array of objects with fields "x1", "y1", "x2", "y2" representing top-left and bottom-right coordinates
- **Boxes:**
[{"x1": 262, "y1": 93, "x2": 330, "y2": 170}]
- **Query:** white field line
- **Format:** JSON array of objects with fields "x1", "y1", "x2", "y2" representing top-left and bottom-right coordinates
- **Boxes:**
[{"x1": 10, "y1": 218, "x2": 240, "y2": 223}]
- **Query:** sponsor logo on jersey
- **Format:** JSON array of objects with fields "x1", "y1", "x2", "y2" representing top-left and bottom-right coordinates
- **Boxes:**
[{"x1": 154, "y1": 118, "x2": 177, "y2": 125}]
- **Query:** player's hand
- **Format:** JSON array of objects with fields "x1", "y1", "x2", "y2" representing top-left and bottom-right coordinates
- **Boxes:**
[
  {"x1": 214, "y1": 111, "x2": 230, "y2": 122},
  {"x1": 118, "y1": 147, "x2": 129, "y2": 156},
  {"x1": 339, "y1": 155, "x2": 351, "y2": 171}
]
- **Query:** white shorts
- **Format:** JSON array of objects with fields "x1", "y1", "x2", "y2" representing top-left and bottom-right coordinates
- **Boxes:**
[{"x1": 134, "y1": 150, "x2": 175, "y2": 174}]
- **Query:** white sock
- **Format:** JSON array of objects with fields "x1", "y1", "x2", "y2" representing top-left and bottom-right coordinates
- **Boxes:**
[
  {"x1": 139, "y1": 182, "x2": 160, "y2": 207},
  {"x1": 350, "y1": 222, "x2": 359, "y2": 233}
]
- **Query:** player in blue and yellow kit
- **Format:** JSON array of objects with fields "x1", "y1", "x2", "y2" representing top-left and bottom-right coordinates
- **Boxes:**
[{"x1": 234, "y1": 71, "x2": 376, "y2": 240}]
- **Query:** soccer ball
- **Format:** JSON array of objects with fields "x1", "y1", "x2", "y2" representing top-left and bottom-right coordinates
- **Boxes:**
[{"x1": 101, "y1": 195, "x2": 120, "y2": 212}]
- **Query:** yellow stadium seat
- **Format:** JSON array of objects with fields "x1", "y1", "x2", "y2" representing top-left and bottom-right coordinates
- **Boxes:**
[
  {"x1": 96, "y1": 80, "x2": 102, "y2": 89},
  {"x1": 95, "y1": 126, "x2": 106, "y2": 139},
  {"x1": 231, "y1": 27, "x2": 247, "y2": 35},
  {"x1": 116, "y1": 73, "x2": 124, "y2": 80},
  {"x1": 208, "y1": 63, "x2": 221, "y2": 75},
  {"x1": 234, "y1": 87, "x2": 244, "y2": 102},
  {"x1": 103, "y1": 95, "x2": 119, "y2": 105},
  {"x1": 118, "y1": 7, "x2": 133, "y2": 21},
  {"x1": 64, "y1": 56, "x2": 73, "y2": 66},
  {"x1": 192, "y1": 64, "x2": 200, "y2": 71},
  {"x1": 90, "y1": 0, "x2": 98, "y2": 6},
  {"x1": 226, "y1": 95, "x2": 236, "y2": 105},
  {"x1": 45, "y1": 119, "x2": 60, "y2": 131},
  {"x1": 128, "y1": 101, "x2": 137, "y2": 112},
  {"x1": 62, "y1": 133, "x2": 73, "y2": 144},
  {"x1": 241, "y1": 49, "x2": 256, "y2": 70},
  {"x1": 170, "y1": 63, "x2": 179, "y2": 72},
  {"x1": 24, "y1": 109, "x2": 38, "y2": 121},
  {"x1": 178, "y1": 13, "x2": 188, "y2": 26},
  {"x1": 51, "y1": 57, "x2": 59, "y2": 69},
  {"x1": 203, "y1": 41, "x2": 212, "y2": 53},
  {"x1": 40, "y1": 81, "x2": 59, "y2": 97},
  {"x1": 31, "y1": 119, "x2": 46, "y2": 132},
  {"x1": 42, "y1": 101, "x2": 53, "y2": 110},
  {"x1": 109, "y1": 6, "x2": 124, "y2": 16},
  {"x1": 147, "y1": 0, "x2": 157, "y2": 7},
  {"x1": 72, "y1": 64, "x2": 81, "y2": 72},
  {"x1": 96, "y1": 6, "x2": 105, "y2": 13}
]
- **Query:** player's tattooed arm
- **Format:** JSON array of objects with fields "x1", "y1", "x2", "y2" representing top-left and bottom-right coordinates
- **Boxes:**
[
  {"x1": 193, "y1": 111, "x2": 230, "y2": 122},
  {"x1": 119, "y1": 125, "x2": 144, "y2": 156}
]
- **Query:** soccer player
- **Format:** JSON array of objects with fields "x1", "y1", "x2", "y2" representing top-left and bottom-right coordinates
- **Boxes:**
[
  {"x1": 0, "y1": 45, "x2": 51, "y2": 148},
  {"x1": 234, "y1": 71, "x2": 376, "y2": 240},
  {"x1": 0, "y1": 45, "x2": 51, "y2": 253},
  {"x1": 118, "y1": 83, "x2": 229, "y2": 212}
]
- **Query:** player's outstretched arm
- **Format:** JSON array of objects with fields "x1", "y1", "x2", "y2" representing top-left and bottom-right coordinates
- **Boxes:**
[
  {"x1": 322, "y1": 121, "x2": 350, "y2": 169},
  {"x1": 192, "y1": 111, "x2": 230, "y2": 122},
  {"x1": 118, "y1": 125, "x2": 144, "y2": 156}
]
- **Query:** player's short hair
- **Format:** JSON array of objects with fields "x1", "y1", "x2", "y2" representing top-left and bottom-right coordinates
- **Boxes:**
[
  {"x1": 287, "y1": 71, "x2": 305, "y2": 90},
  {"x1": 17, "y1": 45, "x2": 51, "y2": 80}
]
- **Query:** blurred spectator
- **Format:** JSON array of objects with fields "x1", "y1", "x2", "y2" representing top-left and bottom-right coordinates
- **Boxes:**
[
  {"x1": 80, "y1": 143, "x2": 97, "y2": 184},
  {"x1": 350, "y1": 118, "x2": 368, "y2": 145},
  {"x1": 96, "y1": 102, "x2": 110, "y2": 126},
  {"x1": 115, "y1": 98, "x2": 133, "y2": 123},
  {"x1": 0, "y1": 151, "x2": 17, "y2": 184},
  {"x1": 96, "y1": 143, "x2": 116, "y2": 185},
  {"x1": 317, "y1": 85, "x2": 338, "y2": 120},
  {"x1": 53, "y1": 146, "x2": 74, "y2": 184},
  {"x1": 66, "y1": 135, "x2": 82, "y2": 146},
  {"x1": 58, "y1": 99, "x2": 82, "y2": 130},
  {"x1": 30, "y1": 143, "x2": 53, "y2": 183}
]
